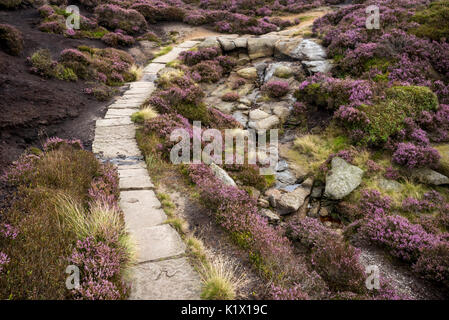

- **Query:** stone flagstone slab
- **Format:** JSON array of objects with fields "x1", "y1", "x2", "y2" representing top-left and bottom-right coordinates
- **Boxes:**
[
  {"x1": 131, "y1": 224, "x2": 186, "y2": 263},
  {"x1": 94, "y1": 125, "x2": 136, "y2": 141},
  {"x1": 96, "y1": 117, "x2": 132, "y2": 127},
  {"x1": 105, "y1": 108, "x2": 138, "y2": 119},
  {"x1": 93, "y1": 139, "x2": 141, "y2": 158},
  {"x1": 119, "y1": 169, "x2": 154, "y2": 190},
  {"x1": 129, "y1": 257, "x2": 201, "y2": 300},
  {"x1": 143, "y1": 62, "x2": 166, "y2": 74},
  {"x1": 120, "y1": 190, "x2": 166, "y2": 231}
]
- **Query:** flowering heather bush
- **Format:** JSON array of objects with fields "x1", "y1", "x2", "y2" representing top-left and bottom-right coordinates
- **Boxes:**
[
  {"x1": 69, "y1": 236, "x2": 127, "y2": 300},
  {"x1": 221, "y1": 92, "x2": 239, "y2": 102},
  {"x1": 358, "y1": 212, "x2": 439, "y2": 263},
  {"x1": 95, "y1": 4, "x2": 147, "y2": 34},
  {"x1": 334, "y1": 105, "x2": 370, "y2": 129},
  {"x1": 180, "y1": 47, "x2": 219, "y2": 66},
  {"x1": 287, "y1": 217, "x2": 365, "y2": 292},
  {"x1": 270, "y1": 283, "x2": 309, "y2": 300},
  {"x1": 313, "y1": 1, "x2": 449, "y2": 103},
  {"x1": 101, "y1": 32, "x2": 135, "y2": 47},
  {"x1": 0, "y1": 24, "x2": 23, "y2": 56},
  {"x1": 88, "y1": 163, "x2": 120, "y2": 210},
  {"x1": 359, "y1": 189, "x2": 392, "y2": 217},
  {"x1": 413, "y1": 242, "x2": 449, "y2": 288},
  {"x1": 262, "y1": 80, "x2": 290, "y2": 98},
  {"x1": 392, "y1": 142, "x2": 440, "y2": 169},
  {"x1": 232, "y1": 78, "x2": 246, "y2": 89},
  {"x1": 295, "y1": 74, "x2": 373, "y2": 110},
  {"x1": 191, "y1": 60, "x2": 223, "y2": 83},
  {"x1": 402, "y1": 191, "x2": 444, "y2": 213},
  {"x1": 43, "y1": 136, "x2": 83, "y2": 152}
]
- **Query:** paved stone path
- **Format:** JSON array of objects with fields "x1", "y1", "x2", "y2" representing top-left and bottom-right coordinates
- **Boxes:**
[{"x1": 92, "y1": 42, "x2": 202, "y2": 300}]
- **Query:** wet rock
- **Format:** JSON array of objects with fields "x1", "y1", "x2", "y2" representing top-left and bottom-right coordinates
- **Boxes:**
[
  {"x1": 249, "y1": 115, "x2": 280, "y2": 131},
  {"x1": 249, "y1": 109, "x2": 270, "y2": 121},
  {"x1": 411, "y1": 168, "x2": 449, "y2": 186},
  {"x1": 276, "y1": 170, "x2": 297, "y2": 187},
  {"x1": 247, "y1": 37, "x2": 277, "y2": 59},
  {"x1": 292, "y1": 39, "x2": 327, "y2": 61},
  {"x1": 239, "y1": 97, "x2": 251, "y2": 106},
  {"x1": 232, "y1": 111, "x2": 248, "y2": 127},
  {"x1": 302, "y1": 60, "x2": 332, "y2": 74},
  {"x1": 310, "y1": 184, "x2": 323, "y2": 198},
  {"x1": 277, "y1": 181, "x2": 312, "y2": 215},
  {"x1": 210, "y1": 163, "x2": 236, "y2": 187},
  {"x1": 324, "y1": 157, "x2": 363, "y2": 200},
  {"x1": 237, "y1": 67, "x2": 258, "y2": 80},
  {"x1": 307, "y1": 201, "x2": 320, "y2": 218},
  {"x1": 259, "y1": 208, "x2": 280, "y2": 224},
  {"x1": 274, "y1": 38, "x2": 302, "y2": 59},
  {"x1": 275, "y1": 159, "x2": 288, "y2": 172}
]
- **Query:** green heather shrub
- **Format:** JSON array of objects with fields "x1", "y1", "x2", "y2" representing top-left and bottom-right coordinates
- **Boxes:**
[
  {"x1": 174, "y1": 102, "x2": 210, "y2": 124},
  {"x1": 411, "y1": 0, "x2": 449, "y2": 41},
  {"x1": 0, "y1": 0, "x2": 21, "y2": 9},
  {"x1": 0, "y1": 24, "x2": 23, "y2": 56},
  {"x1": 359, "y1": 86, "x2": 439, "y2": 144},
  {"x1": 225, "y1": 164, "x2": 275, "y2": 191},
  {"x1": 29, "y1": 49, "x2": 57, "y2": 78}
]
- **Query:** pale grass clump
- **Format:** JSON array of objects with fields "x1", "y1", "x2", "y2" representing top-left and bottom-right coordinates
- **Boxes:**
[
  {"x1": 288, "y1": 133, "x2": 348, "y2": 173},
  {"x1": 129, "y1": 64, "x2": 143, "y2": 81},
  {"x1": 55, "y1": 196, "x2": 135, "y2": 265},
  {"x1": 131, "y1": 107, "x2": 159, "y2": 123},
  {"x1": 157, "y1": 69, "x2": 185, "y2": 89},
  {"x1": 199, "y1": 253, "x2": 248, "y2": 300}
]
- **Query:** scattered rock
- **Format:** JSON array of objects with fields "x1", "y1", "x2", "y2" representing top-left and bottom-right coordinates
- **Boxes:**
[
  {"x1": 249, "y1": 115, "x2": 280, "y2": 131},
  {"x1": 217, "y1": 37, "x2": 236, "y2": 51},
  {"x1": 302, "y1": 60, "x2": 332, "y2": 74},
  {"x1": 232, "y1": 111, "x2": 248, "y2": 127},
  {"x1": 258, "y1": 198, "x2": 270, "y2": 208},
  {"x1": 310, "y1": 184, "x2": 323, "y2": 198},
  {"x1": 324, "y1": 157, "x2": 363, "y2": 200},
  {"x1": 319, "y1": 206, "x2": 330, "y2": 217},
  {"x1": 249, "y1": 109, "x2": 270, "y2": 121},
  {"x1": 237, "y1": 67, "x2": 258, "y2": 80},
  {"x1": 259, "y1": 208, "x2": 280, "y2": 224},
  {"x1": 274, "y1": 65, "x2": 293, "y2": 78},
  {"x1": 411, "y1": 168, "x2": 449, "y2": 186},
  {"x1": 378, "y1": 178, "x2": 403, "y2": 192},
  {"x1": 307, "y1": 201, "x2": 320, "y2": 218},
  {"x1": 275, "y1": 159, "x2": 288, "y2": 172},
  {"x1": 276, "y1": 170, "x2": 297, "y2": 187},
  {"x1": 265, "y1": 188, "x2": 282, "y2": 207},
  {"x1": 277, "y1": 178, "x2": 313, "y2": 215},
  {"x1": 210, "y1": 163, "x2": 237, "y2": 187}
]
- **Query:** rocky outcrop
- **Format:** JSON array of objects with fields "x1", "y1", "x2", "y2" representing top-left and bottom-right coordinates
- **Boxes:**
[
  {"x1": 411, "y1": 168, "x2": 449, "y2": 186},
  {"x1": 324, "y1": 157, "x2": 363, "y2": 200},
  {"x1": 210, "y1": 163, "x2": 237, "y2": 187}
]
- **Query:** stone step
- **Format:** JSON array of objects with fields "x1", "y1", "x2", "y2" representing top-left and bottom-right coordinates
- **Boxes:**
[
  {"x1": 177, "y1": 40, "x2": 200, "y2": 49},
  {"x1": 94, "y1": 125, "x2": 136, "y2": 141},
  {"x1": 93, "y1": 139, "x2": 141, "y2": 159},
  {"x1": 130, "y1": 224, "x2": 186, "y2": 263},
  {"x1": 105, "y1": 108, "x2": 138, "y2": 119},
  {"x1": 96, "y1": 117, "x2": 133, "y2": 127},
  {"x1": 119, "y1": 168, "x2": 154, "y2": 190},
  {"x1": 129, "y1": 257, "x2": 201, "y2": 300},
  {"x1": 121, "y1": 190, "x2": 166, "y2": 231}
]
